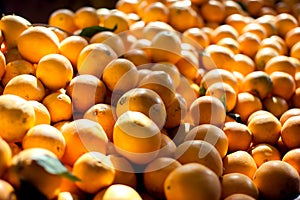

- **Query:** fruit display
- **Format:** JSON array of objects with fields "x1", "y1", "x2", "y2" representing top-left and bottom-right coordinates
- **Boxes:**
[{"x1": 1, "y1": 0, "x2": 300, "y2": 199}]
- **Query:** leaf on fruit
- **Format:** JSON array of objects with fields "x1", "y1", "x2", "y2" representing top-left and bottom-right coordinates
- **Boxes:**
[
  {"x1": 199, "y1": 85, "x2": 206, "y2": 96},
  {"x1": 220, "y1": 94, "x2": 227, "y2": 111},
  {"x1": 227, "y1": 112, "x2": 242, "y2": 123},
  {"x1": 79, "y1": 24, "x2": 118, "y2": 38},
  {"x1": 31, "y1": 154, "x2": 80, "y2": 182}
]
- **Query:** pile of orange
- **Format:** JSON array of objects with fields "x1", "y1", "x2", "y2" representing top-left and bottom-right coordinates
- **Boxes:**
[{"x1": 0, "y1": 0, "x2": 300, "y2": 199}]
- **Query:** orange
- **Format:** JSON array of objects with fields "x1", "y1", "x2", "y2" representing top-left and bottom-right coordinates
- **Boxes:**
[
  {"x1": 1, "y1": 59, "x2": 35, "y2": 86},
  {"x1": 253, "y1": 160, "x2": 300, "y2": 200},
  {"x1": 164, "y1": 163, "x2": 221, "y2": 200},
  {"x1": 204, "y1": 44, "x2": 235, "y2": 71},
  {"x1": 22, "y1": 124, "x2": 66, "y2": 159},
  {"x1": 259, "y1": 6, "x2": 277, "y2": 16},
  {"x1": 116, "y1": 0, "x2": 139, "y2": 14},
  {"x1": 254, "y1": 47, "x2": 280, "y2": 71},
  {"x1": 244, "y1": 0, "x2": 263, "y2": 17},
  {"x1": 94, "y1": 184, "x2": 142, "y2": 200},
  {"x1": 281, "y1": 115, "x2": 300, "y2": 149},
  {"x1": 291, "y1": 40, "x2": 300, "y2": 60},
  {"x1": 292, "y1": 87, "x2": 300, "y2": 108},
  {"x1": 175, "y1": 48, "x2": 199, "y2": 80},
  {"x1": 0, "y1": 94, "x2": 35, "y2": 143},
  {"x1": 60, "y1": 119, "x2": 108, "y2": 166},
  {"x1": 200, "y1": 0, "x2": 226, "y2": 24},
  {"x1": 247, "y1": 110, "x2": 276, "y2": 124},
  {"x1": 0, "y1": 14, "x2": 31, "y2": 49},
  {"x1": 66, "y1": 74, "x2": 106, "y2": 114},
  {"x1": 7, "y1": 148, "x2": 64, "y2": 199},
  {"x1": 296, "y1": 72, "x2": 300, "y2": 87},
  {"x1": 255, "y1": 15, "x2": 277, "y2": 37},
  {"x1": 231, "y1": 54, "x2": 255, "y2": 76},
  {"x1": 237, "y1": 32, "x2": 261, "y2": 58},
  {"x1": 122, "y1": 49, "x2": 151, "y2": 67},
  {"x1": 280, "y1": 108, "x2": 300, "y2": 125},
  {"x1": 143, "y1": 157, "x2": 182, "y2": 199},
  {"x1": 216, "y1": 38, "x2": 240, "y2": 54},
  {"x1": 0, "y1": 50, "x2": 5, "y2": 80},
  {"x1": 83, "y1": 103, "x2": 115, "y2": 142},
  {"x1": 233, "y1": 92, "x2": 263, "y2": 123},
  {"x1": 74, "y1": 6, "x2": 99, "y2": 29},
  {"x1": 270, "y1": 71, "x2": 296, "y2": 100},
  {"x1": 259, "y1": 37, "x2": 283, "y2": 54},
  {"x1": 250, "y1": 143, "x2": 281, "y2": 167},
  {"x1": 223, "y1": 122, "x2": 252, "y2": 153},
  {"x1": 140, "y1": 21, "x2": 174, "y2": 41},
  {"x1": 0, "y1": 179, "x2": 16, "y2": 200},
  {"x1": 103, "y1": 10, "x2": 130, "y2": 34},
  {"x1": 108, "y1": 154, "x2": 137, "y2": 188},
  {"x1": 115, "y1": 87, "x2": 167, "y2": 129},
  {"x1": 221, "y1": 172, "x2": 259, "y2": 199},
  {"x1": 168, "y1": 1, "x2": 199, "y2": 32},
  {"x1": 248, "y1": 113, "x2": 281, "y2": 145},
  {"x1": 184, "y1": 124, "x2": 228, "y2": 158},
  {"x1": 224, "y1": 193, "x2": 256, "y2": 200},
  {"x1": 285, "y1": 27, "x2": 300, "y2": 49},
  {"x1": 164, "y1": 93, "x2": 187, "y2": 129},
  {"x1": 156, "y1": 133, "x2": 177, "y2": 158},
  {"x1": 28, "y1": 100, "x2": 51, "y2": 125},
  {"x1": 142, "y1": 2, "x2": 169, "y2": 23},
  {"x1": 103, "y1": 58, "x2": 138, "y2": 92},
  {"x1": 223, "y1": 150, "x2": 258, "y2": 179},
  {"x1": 72, "y1": 152, "x2": 115, "y2": 194},
  {"x1": 223, "y1": 0, "x2": 244, "y2": 17},
  {"x1": 17, "y1": 26, "x2": 60, "y2": 63},
  {"x1": 36, "y1": 53, "x2": 73, "y2": 91},
  {"x1": 241, "y1": 22, "x2": 267, "y2": 41},
  {"x1": 276, "y1": 1, "x2": 291, "y2": 13},
  {"x1": 174, "y1": 140, "x2": 223, "y2": 176},
  {"x1": 275, "y1": 13, "x2": 299, "y2": 37},
  {"x1": 151, "y1": 62, "x2": 181, "y2": 88},
  {"x1": 49, "y1": 26, "x2": 68, "y2": 42},
  {"x1": 225, "y1": 14, "x2": 250, "y2": 35},
  {"x1": 42, "y1": 91, "x2": 72, "y2": 124},
  {"x1": 205, "y1": 82, "x2": 237, "y2": 112},
  {"x1": 3, "y1": 47, "x2": 23, "y2": 63},
  {"x1": 59, "y1": 35, "x2": 88, "y2": 68},
  {"x1": 241, "y1": 71, "x2": 273, "y2": 99},
  {"x1": 113, "y1": 111, "x2": 161, "y2": 164},
  {"x1": 77, "y1": 43, "x2": 118, "y2": 78},
  {"x1": 189, "y1": 95, "x2": 226, "y2": 127},
  {"x1": 263, "y1": 96, "x2": 289, "y2": 118},
  {"x1": 211, "y1": 24, "x2": 239, "y2": 44},
  {"x1": 0, "y1": 137, "x2": 12, "y2": 178},
  {"x1": 270, "y1": 35, "x2": 288, "y2": 55},
  {"x1": 3, "y1": 74, "x2": 45, "y2": 101},
  {"x1": 182, "y1": 27, "x2": 210, "y2": 49},
  {"x1": 138, "y1": 70, "x2": 176, "y2": 107},
  {"x1": 264, "y1": 55, "x2": 297, "y2": 77},
  {"x1": 282, "y1": 148, "x2": 300, "y2": 175},
  {"x1": 48, "y1": 9, "x2": 77, "y2": 33}
]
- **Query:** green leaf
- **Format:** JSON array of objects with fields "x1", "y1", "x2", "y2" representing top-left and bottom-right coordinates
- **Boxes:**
[
  {"x1": 199, "y1": 85, "x2": 206, "y2": 96},
  {"x1": 220, "y1": 94, "x2": 227, "y2": 111},
  {"x1": 79, "y1": 24, "x2": 118, "y2": 38},
  {"x1": 31, "y1": 154, "x2": 81, "y2": 182},
  {"x1": 227, "y1": 112, "x2": 242, "y2": 123}
]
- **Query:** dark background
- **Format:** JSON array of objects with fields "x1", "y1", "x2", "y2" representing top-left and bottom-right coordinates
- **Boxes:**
[{"x1": 1, "y1": 0, "x2": 118, "y2": 23}]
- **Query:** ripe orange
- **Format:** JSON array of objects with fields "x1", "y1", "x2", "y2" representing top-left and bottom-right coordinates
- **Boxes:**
[
  {"x1": 174, "y1": 140, "x2": 223, "y2": 176},
  {"x1": 275, "y1": 13, "x2": 299, "y2": 37},
  {"x1": 233, "y1": 92, "x2": 263, "y2": 123},
  {"x1": 291, "y1": 41, "x2": 300, "y2": 60},
  {"x1": 164, "y1": 163, "x2": 221, "y2": 200},
  {"x1": 241, "y1": 22, "x2": 267, "y2": 40},
  {"x1": 232, "y1": 54, "x2": 255, "y2": 76},
  {"x1": 94, "y1": 184, "x2": 142, "y2": 200},
  {"x1": 28, "y1": 100, "x2": 51, "y2": 125},
  {"x1": 223, "y1": 150, "x2": 257, "y2": 179},
  {"x1": 200, "y1": 0, "x2": 226, "y2": 24},
  {"x1": 103, "y1": 10, "x2": 130, "y2": 34},
  {"x1": 36, "y1": 53, "x2": 73, "y2": 91},
  {"x1": 225, "y1": 14, "x2": 250, "y2": 35},
  {"x1": 122, "y1": 49, "x2": 151, "y2": 67},
  {"x1": 237, "y1": 32, "x2": 261, "y2": 58},
  {"x1": 48, "y1": 8, "x2": 77, "y2": 33},
  {"x1": 184, "y1": 124, "x2": 228, "y2": 158},
  {"x1": 254, "y1": 47, "x2": 280, "y2": 71},
  {"x1": 221, "y1": 172, "x2": 259, "y2": 199},
  {"x1": 0, "y1": 137, "x2": 12, "y2": 178},
  {"x1": 0, "y1": 94, "x2": 35, "y2": 142},
  {"x1": 224, "y1": 193, "x2": 256, "y2": 200},
  {"x1": 142, "y1": 2, "x2": 169, "y2": 23},
  {"x1": 211, "y1": 24, "x2": 239, "y2": 44},
  {"x1": 59, "y1": 35, "x2": 88, "y2": 68},
  {"x1": 253, "y1": 160, "x2": 300, "y2": 200},
  {"x1": 223, "y1": 122, "x2": 252, "y2": 153},
  {"x1": 72, "y1": 152, "x2": 115, "y2": 194},
  {"x1": 74, "y1": 6, "x2": 99, "y2": 29},
  {"x1": 248, "y1": 113, "x2": 281, "y2": 145},
  {"x1": 250, "y1": 143, "x2": 281, "y2": 167},
  {"x1": 189, "y1": 95, "x2": 226, "y2": 127},
  {"x1": 66, "y1": 74, "x2": 106, "y2": 114},
  {"x1": 282, "y1": 148, "x2": 300, "y2": 175},
  {"x1": 281, "y1": 115, "x2": 300, "y2": 149},
  {"x1": 3, "y1": 74, "x2": 45, "y2": 101},
  {"x1": 113, "y1": 111, "x2": 161, "y2": 164},
  {"x1": 17, "y1": 26, "x2": 60, "y2": 63},
  {"x1": 0, "y1": 179, "x2": 16, "y2": 200},
  {"x1": 83, "y1": 103, "x2": 115, "y2": 142},
  {"x1": 60, "y1": 119, "x2": 108, "y2": 166},
  {"x1": 292, "y1": 87, "x2": 300, "y2": 108},
  {"x1": 216, "y1": 38, "x2": 240, "y2": 54},
  {"x1": 280, "y1": 108, "x2": 300, "y2": 125},
  {"x1": 143, "y1": 157, "x2": 182, "y2": 199},
  {"x1": 115, "y1": 87, "x2": 167, "y2": 129},
  {"x1": 263, "y1": 96, "x2": 289, "y2": 118},
  {"x1": 182, "y1": 27, "x2": 210, "y2": 49},
  {"x1": 264, "y1": 55, "x2": 297, "y2": 77},
  {"x1": 157, "y1": 133, "x2": 177, "y2": 158},
  {"x1": 223, "y1": 0, "x2": 244, "y2": 17},
  {"x1": 42, "y1": 91, "x2": 72, "y2": 124}
]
